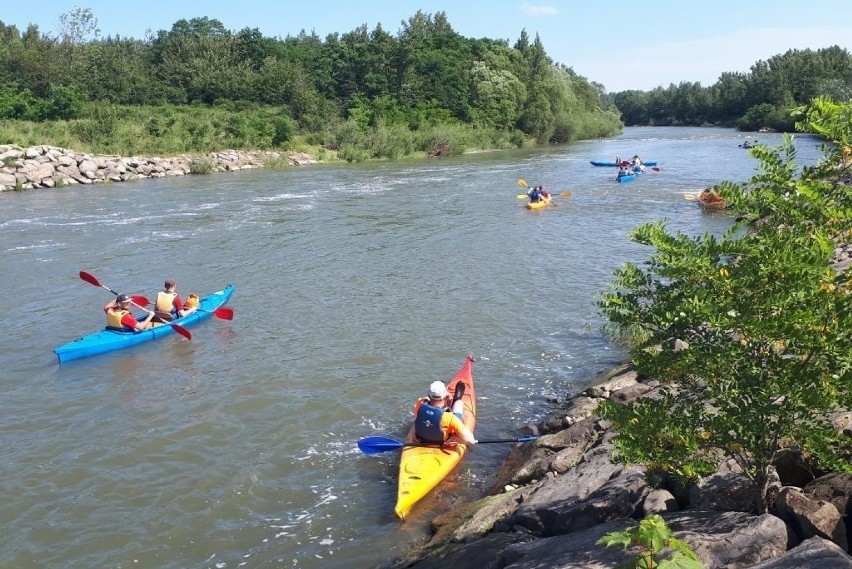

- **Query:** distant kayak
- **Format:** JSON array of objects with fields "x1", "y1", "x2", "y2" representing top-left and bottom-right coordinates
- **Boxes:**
[
  {"x1": 525, "y1": 196, "x2": 552, "y2": 210},
  {"x1": 591, "y1": 160, "x2": 657, "y2": 167}
]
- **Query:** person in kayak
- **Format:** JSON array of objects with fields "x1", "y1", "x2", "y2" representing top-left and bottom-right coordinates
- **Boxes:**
[
  {"x1": 527, "y1": 186, "x2": 543, "y2": 203},
  {"x1": 105, "y1": 294, "x2": 156, "y2": 332},
  {"x1": 413, "y1": 381, "x2": 477, "y2": 446},
  {"x1": 154, "y1": 278, "x2": 187, "y2": 321},
  {"x1": 617, "y1": 165, "x2": 633, "y2": 179},
  {"x1": 538, "y1": 185, "x2": 551, "y2": 199},
  {"x1": 182, "y1": 293, "x2": 200, "y2": 315}
]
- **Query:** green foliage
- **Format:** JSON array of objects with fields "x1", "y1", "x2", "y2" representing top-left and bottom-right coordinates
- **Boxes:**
[
  {"x1": 599, "y1": 102, "x2": 852, "y2": 512},
  {"x1": 735, "y1": 103, "x2": 793, "y2": 132},
  {"x1": 71, "y1": 103, "x2": 118, "y2": 143},
  {"x1": 610, "y1": 46, "x2": 852, "y2": 129},
  {"x1": 0, "y1": 85, "x2": 35, "y2": 119},
  {"x1": 597, "y1": 515, "x2": 705, "y2": 569},
  {"x1": 0, "y1": 9, "x2": 621, "y2": 153},
  {"x1": 188, "y1": 157, "x2": 213, "y2": 174}
]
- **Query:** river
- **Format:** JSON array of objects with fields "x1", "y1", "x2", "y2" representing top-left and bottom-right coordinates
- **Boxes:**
[{"x1": 0, "y1": 127, "x2": 824, "y2": 568}]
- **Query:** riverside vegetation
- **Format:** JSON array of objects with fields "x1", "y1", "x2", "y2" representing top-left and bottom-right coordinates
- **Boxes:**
[
  {"x1": 0, "y1": 9, "x2": 620, "y2": 161},
  {"x1": 391, "y1": 98, "x2": 851, "y2": 568},
  {"x1": 4, "y1": 10, "x2": 849, "y2": 163}
]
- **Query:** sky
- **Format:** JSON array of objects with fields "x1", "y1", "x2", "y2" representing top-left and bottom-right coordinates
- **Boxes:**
[{"x1": 3, "y1": 0, "x2": 851, "y2": 92}]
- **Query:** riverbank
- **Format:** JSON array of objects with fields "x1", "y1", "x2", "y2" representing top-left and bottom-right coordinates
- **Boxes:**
[
  {"x1": 0, "y1": 144, "x2": 318, "y2": 192},
  {"x1": 391, "y1": 364, "x2": 852, "y2": 568}
]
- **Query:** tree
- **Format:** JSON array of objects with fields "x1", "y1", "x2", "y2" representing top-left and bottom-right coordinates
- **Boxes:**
[
  {"x1": 57, "y1": 7, "x2": 100, "y2": 45},
  {"x1": 598, "y1": 100, "x2": 852, "y2": 513}
]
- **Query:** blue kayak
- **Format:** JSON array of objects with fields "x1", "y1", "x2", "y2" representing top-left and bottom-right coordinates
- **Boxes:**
[
  {"x1": 591, "y1": 160, "x2": 657, "y2": 167},
  {"x1": 616, "y1": 173, "x2": 637, "y2": 183},
  {"x1": 54, "y1": 285, "x2": 235, "y2": 363}
]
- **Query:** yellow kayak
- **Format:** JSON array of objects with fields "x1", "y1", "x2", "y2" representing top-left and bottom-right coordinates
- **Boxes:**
[
  {"x1": 525, "y1": 196, "x2": 552, "y2": 210},
  {"x1": 395, "y1": 356, "x2": 476, "y2": 520}
]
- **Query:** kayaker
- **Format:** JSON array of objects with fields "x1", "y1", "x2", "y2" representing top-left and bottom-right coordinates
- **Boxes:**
[
  {"x1": 105, "y1": 294, "x2": 155, "y2": 332},
  {"x1": 631, "y1": 154, "x2": 643, "y2": 166},
  {"x1": 617, "y1": 165, "x2": 632, "y2": 179},
  {"x1": 539, "y1": 185, "x2": 550, "y2": 199},
  {"x1": 527, "y1": 186, "x2": 543, "y2": 203},
  {"x1": 154, "y1": 278, "x2": 187, "y2": 321},
  {"x1": 413, "y1": 381, "x2": 477, "y2": 446},
  {"x1": 182, "y1": 293, "x2": 200, "y2": 315}
]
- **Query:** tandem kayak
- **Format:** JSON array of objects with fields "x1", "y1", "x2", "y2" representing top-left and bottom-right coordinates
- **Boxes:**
[
  {"x1": 525, "y1": 196, "x2": 552, "y2": 210},
  {"x1": 395, "y1": 355, "x2": 476, "y2": 520},
  {"x1": 54, "y1": 285, "x2": 235, "y2": 363},
  {"x1": 591, "y1": 160, "x2": 657, "y2": 167}
]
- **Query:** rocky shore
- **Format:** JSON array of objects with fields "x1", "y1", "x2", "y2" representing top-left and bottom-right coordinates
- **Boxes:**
[
  {"x1": 393, "y1": 364, "x2": 852, "y2": 569},
  {"x1": 0, "y1": 144, "x2": 318, "y2": 191}
]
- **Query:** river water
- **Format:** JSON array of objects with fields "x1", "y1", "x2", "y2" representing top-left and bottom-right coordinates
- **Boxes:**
[{"x1": 0, "y1": 127, "x2": 824, "y2": 568}]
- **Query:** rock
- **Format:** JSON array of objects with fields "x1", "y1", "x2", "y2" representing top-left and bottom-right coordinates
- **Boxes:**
[
  {"x1": 776, "y1": 486, "x2": 848, "y2": 550},
  {"x1": 644, "y1": 489, "x2": 680, "y2": 515},
  {"x1": 745, "y1": 536, "x2": 852, "y2": 568},
  {"x1": 0, "y1": 145, "x2": 319, "y2": 192},
  {"x1": 665, "y1": 510, "x2": 793, "y2": 568},
  {"x1": 689, "y1": 471, "x2": 757, "y2": 512}
]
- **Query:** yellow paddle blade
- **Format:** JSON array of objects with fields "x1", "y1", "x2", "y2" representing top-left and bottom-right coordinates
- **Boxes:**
[
  {"x1": 516, "y1": 194, "x2": 528, "y2": 199},
  {"x1": 517, "y1": 178, "x2": 529, "y2": 188},
  {"x1": 560, "y1": 190, "x2": 572, "y2": 197},
  {"x1": 684, "y1": 194, "x2": 697, "y2": 201}
]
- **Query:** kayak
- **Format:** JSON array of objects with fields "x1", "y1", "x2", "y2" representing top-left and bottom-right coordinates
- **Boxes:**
[
  {"x1": 591, "y1": 160, "x2": 657, "y2": 167},
  {"x1": 54, "y1": 285, "x2": 235, "y2": 363},
  {"x1": 697, "y1": 194, "x2": 727, "y2": 211},
  {"x1": 395, "y1": 355, "x2": 476, "y2": 520},
  {"x1": 616, "y1": 173, "x2": 637, "y2": 183},
  {"x1": 525, "y1": 196, "x2": 552, "y2": 210}
]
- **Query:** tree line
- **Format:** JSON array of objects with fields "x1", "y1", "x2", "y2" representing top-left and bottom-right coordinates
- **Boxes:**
[
  {"x1": 608, "y1": 45, "x2": 852, "y2": 131},
  {"x1": 0, "y1": 9, "x2": 621, "y2": 158}
]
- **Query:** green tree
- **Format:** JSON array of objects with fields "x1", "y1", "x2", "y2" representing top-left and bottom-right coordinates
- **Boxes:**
[
  {"x1": 598, "y1": 101, "x2": 852, "y2": 513},
  {"x1": 468, "y1": 60, "x2": 526, "y2": 130}
]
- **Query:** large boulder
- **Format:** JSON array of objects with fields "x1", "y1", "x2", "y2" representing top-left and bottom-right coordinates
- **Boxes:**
[{"x1": 745, "y1": 536, "x2": 852, "y2": 568}]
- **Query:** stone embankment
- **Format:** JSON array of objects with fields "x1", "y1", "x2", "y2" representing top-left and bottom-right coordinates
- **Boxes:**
[
  {"x1": 395, "y1": 364, "x2": 852, "y2": 569},
  {"x1": 0, "y1": 144, "x2": 318, "y2": 191}
]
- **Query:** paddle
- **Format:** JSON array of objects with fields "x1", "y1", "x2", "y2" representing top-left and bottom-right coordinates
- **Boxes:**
[
  {"x1": 199, "y1": 306, "x2": 235, "y2": 320},
  {"x1": 79, "y1": 271, "x2": 192, "y2": 340},
  {"x1": 684, "y1": 194, "x2": 697, "y2": 200},
  {"x1": 357, "y1": 434, "x2": 540, "y2": 455},
  {"x1": 79, "y1": 271, "x2": 150, "y2": 306},
  {"x1": 651, "y1": 167, "x2": 661, "y2": 172}
]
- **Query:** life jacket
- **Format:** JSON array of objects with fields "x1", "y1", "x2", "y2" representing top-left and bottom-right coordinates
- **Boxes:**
[
  {"x1": 155, "y1": 291, "x2": 177, "y2": 320},
  {"x1": 106, "y1": 307, "x2": 132, "y2": 331},
  {"x1": 414, "y1": 399, "x2": 446, "y2": 443}
]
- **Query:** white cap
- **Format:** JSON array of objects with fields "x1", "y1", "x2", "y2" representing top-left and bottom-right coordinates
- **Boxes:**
[{"x1": 428, "y1": 381, "x2": 447, "y2": 399}]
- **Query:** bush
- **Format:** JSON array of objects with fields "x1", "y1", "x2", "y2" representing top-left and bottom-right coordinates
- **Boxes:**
[{"x1": 189, "y1": 157, "x2": 214, "y2": 174}]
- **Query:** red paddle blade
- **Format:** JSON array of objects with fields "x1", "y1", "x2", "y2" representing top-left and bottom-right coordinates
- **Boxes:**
[
  {"x1": 213, "y1": 307, "x2": 234, "y2": 320},
  {"x1": 652, "y1": 167, "x2": 661, "y2": 172},
  {"x1": 79, "y1": 271, "x2": 101, "y2": 287},
  {"x1": 131, "y1": 295, "x2": 150, "y2": 307},
  {"x1": 170, "y1": 323, "x2": 192, "y2": 340}
]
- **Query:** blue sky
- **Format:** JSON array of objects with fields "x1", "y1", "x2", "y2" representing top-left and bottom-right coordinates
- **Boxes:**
[{"x1": 3, "y1": 0, "x2": 851, "y2": 92}]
